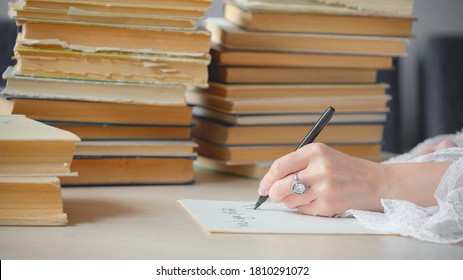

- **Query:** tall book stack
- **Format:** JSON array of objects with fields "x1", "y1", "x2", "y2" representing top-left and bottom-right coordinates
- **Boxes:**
[
  {"x1": 0, "y1": 115, "x2": 80, "y2": 225},
  {"x1": 188, "y1": 0, "x2": 415, "y2": 178},
  {"x1": 1, "y1": 0, "x2": 212, "y2": 185}
]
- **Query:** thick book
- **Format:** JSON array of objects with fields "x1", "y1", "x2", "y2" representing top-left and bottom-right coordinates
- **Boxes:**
[
  {"x1": 210, "y1": 45, "x2": 393, "y2": 69},
  {"x1": 18, "y1": 20, "x2": 211, "y2": 56},
  {"x1": 2, "y1": 66, "x2": 187, "y2": 105},
  {"x1": 192, "y1": 117, "x2": 384, "y2": 145},
  {"x1": 49, "y1": 122, "x2": 192, "y2": 140},
  {"x1": 232, "y1": 0, "x2": 414, "y2": 17},
  {"x1": 224, "y1": 2, "x2": 415, "y2": 37},
  {"x1": 194, "y1": 138, "x2": 382, "y2": 163},
  {"x1": 206, "y1": 18, "x2": 409, "y2": 56},
  {"x1": 14, "y1": 46, "x2": 210, "y2": 87},
  {"x1": 206, "y1": 82, "x2": 388, "y2": 98},
  {"x1": 60, "y1": 140, "x2": 197, "y2": 185},
  {"x1": 0, "y1": 96, "x2": 193, "y2": 125},
  {"x1": 0, "y1": 114, "x2": 80, "y2": 176},
  {"x1": 192, "y1": 106, "x2": 388, "y2": 125},
  {"x1": 0, "y1": 177, "x2": 67, "y2": 226},
  {"x1": 20, "y1": 0, "x2": 212, "y2": 19},
  {"x1": 186, "y1": 89, "x2": 391, "y2": 114},
  {"x1": 209, "y1": 65, "x2": 377, "y2": 84},
  {"x1": 11, "y1": 3, "x2": 199, "y2": 30}
]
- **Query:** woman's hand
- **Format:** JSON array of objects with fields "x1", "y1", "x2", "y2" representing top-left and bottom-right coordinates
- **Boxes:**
[
  {"x1": 259, "y1": 143, "x2": 451, "y2": 217},
  {"x1": 418, "y1": 140, "x2": 458, "y2": 155}
]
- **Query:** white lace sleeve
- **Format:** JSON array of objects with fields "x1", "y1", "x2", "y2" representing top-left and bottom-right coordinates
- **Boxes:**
[{"x1": 345, "y1": 132, "x2": 463, "y2": 244}]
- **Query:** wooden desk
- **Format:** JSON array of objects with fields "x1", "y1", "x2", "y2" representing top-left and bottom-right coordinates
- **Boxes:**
[{"x1": 1, "y1": 169, "x2": 462, "y2": 260}]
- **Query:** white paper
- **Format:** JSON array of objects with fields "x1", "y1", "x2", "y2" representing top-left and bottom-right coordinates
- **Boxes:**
[{"x1": 178, "y1": 199, "x2": 383, "y2": 234}]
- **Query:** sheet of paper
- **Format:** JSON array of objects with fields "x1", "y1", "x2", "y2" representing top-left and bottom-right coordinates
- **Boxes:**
[{"x1": 178, "y1": 199, "x2": 382, "y2": 234}]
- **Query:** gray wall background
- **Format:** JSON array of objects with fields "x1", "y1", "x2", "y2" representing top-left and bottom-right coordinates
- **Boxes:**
[{"x1": 2, "y1": 0, "x2": 463, "y2": 151}]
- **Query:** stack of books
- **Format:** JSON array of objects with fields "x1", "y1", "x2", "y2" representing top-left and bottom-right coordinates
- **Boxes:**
[
  {"x1": 0, "y1": 115, "x2": 80, "y2": 225},
  {"x1": 2, "y1": 0, "x2": 213, "y2": 185},
  {"x1": 188, "y1": 0, "x2": 415, "y2": 178}
]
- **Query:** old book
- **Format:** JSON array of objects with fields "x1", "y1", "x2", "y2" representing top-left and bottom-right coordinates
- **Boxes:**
[
  {"x1": 18, "y1": 21, "x2": 211, "y2": 56},
  {"x1": 0, "y1": 177, "x2": 67, "y2": 226},
  {"x1": 0, "y1": 115, "x2": 80, "y2": 176},
  {"x1": 206, "y1": 18, "x2": 409, "y2": 56},
  {"x1": 14, "y1": 46, "x2": 210, "y2": 87},
  {"x1": 11, "y1": 4, "x2": 198, "y2": 30},
  {"x1": 74, "y1": 140, "x2": 197, "y2": 156},
  {"x1": 192, "y1": 106, "x2": 388, "y2": 125},
  {"x1": 2, "y1": 66, "x2": 186, "y2": 105},
  {"x1": 209, "y1": 65, "x2": 377, "y2": 84},
  {"x1": 186, "y1": 89, "x2": 391, "y2": 114},
  {"x1": 232, "y1": 0, "x2": 414, "y2": 16},
  {"x1": 194, "y1": 138, "x2": 381, "y2": 163},
  {"x1": 0, "y1": 96, "x2": 193, "y2": 125},
  {"x1": 206, "y1": 82, "x2": 388, "y2": 98},
  {"x1": 21, "y1": 0, "x2": 211, "y2": 18},
  {"x1": 49, "y1": 122, "x2": 192, "y2": 140},
  {"x1": 224, "y1": 2, "x2": 415, "y2": 37},
  {"x1": 60, "y1": 140, "x2": 197, "y2": 185},
  {"x1": 192, "y1": 117, "x2": 384, "y2": 145},
  {"x1": 211, "y1": 45, "x2": 393, "y2": 69}
]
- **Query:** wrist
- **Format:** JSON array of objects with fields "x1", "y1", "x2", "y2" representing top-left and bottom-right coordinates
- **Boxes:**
[{"x1": 381, "y1": 161, "x2": 451, "y2": 207}]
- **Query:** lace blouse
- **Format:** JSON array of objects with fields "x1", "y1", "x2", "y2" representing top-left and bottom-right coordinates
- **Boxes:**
[{"x1": 346, "y1": 129, "x2": 463, "y2": 244}]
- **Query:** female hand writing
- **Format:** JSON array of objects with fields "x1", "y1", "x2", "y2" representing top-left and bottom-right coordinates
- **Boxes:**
[{"x1": 258, "y1": 143, "x2": 451, "y2": 217}]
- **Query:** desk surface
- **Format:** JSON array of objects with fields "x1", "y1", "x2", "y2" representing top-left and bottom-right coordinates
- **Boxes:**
[{"x1": 1, "y1": 169, "x2": 462, "y2": 260}]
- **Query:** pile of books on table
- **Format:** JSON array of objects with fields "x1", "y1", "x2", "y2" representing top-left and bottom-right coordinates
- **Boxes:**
[
  {"x1": 1, "y1": 0, "x2": 213, "y2": 185},
  {"x1": 0, "y1": 115, "x2": 80, "y2": 225},
  {"x1": 188, "y1": 0, "x2": 415, "y2": 178}
]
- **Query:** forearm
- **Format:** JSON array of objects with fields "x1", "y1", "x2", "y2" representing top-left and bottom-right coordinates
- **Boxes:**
[{"x1": 381, "y1": 162, "x2": 452, "y2": 207}]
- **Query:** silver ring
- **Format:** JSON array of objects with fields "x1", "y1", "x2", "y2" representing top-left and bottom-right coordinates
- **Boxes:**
[{"x1": 292, "y1": 172, "x2": 308, "y2": 195}]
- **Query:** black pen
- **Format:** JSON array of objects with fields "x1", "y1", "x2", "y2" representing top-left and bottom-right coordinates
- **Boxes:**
[{"x1": 253, "y1": 106, "x2": 336, "y2": 210}]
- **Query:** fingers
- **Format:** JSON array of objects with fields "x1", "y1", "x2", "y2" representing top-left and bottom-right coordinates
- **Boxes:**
[
  {"x1": 266, "y1": 172, "x2": 295, "y2": 203},
  {"x1": 418, "y1": 140, "x2": 458, "y2": 156},
  {"x1": 259, "y1": 143, "x2": 330, "y2": 196},
  {"x1": 268, "y1": 169, "x2": 319, "y2": 206},
  {"x1": 259, "y1": 151, "x2": 307, "y2": 195},
  {"x1": 436, "y1": 140, "x2": 458, "y2": 150}
]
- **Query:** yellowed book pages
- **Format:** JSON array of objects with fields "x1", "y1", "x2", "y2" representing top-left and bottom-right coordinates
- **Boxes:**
[
  {"x1": 22, "y1": 0, "x2": 211, "y2": 18},
  {"x1": 193, "y1": 117, "x2": 384, "y2": 145},
  {"x1": 210, "y1": 66, "x2": 377, "y2": 84},
  {"x1": 14, "y1": 46, "x2": 210, "y2": 87},
  {"x1": 186, "y1": 89, "x2": 391, "y2": 114},
  {"x1": 192, "y1": 106, "x2": 388, "y2": 125},
  {"x1": 51, "y1": 123, "x2": 192, "y2": 140},
  {"x1": 206, "y1": 82, "x2": 389, "y2": 98},
  {"x1": 18, "y1": 21, "x2": 211, "y2": 56},
  {"x1": 211, "y1": 45, "x2": 394, "y2": 69},
  {"x1": 225, "y1": 2, "x2": 415, "y2": 36},
  {"x1": 0, "y1": 115, "x2": 80, "y2": 176},
  {"x1": 0, "y1": 97, "x2": 193, "y2": 125},
  {"x1": 233, "y1": 0, "x2": 414, "y2": 17},
  {"x1": 206, "y1": 17, "x2": 408, "y2": 56},
  {"x1": 74, "y1": 140, "x2": 197, "y2": 157},
  {"x1": 11, "y1": 5, "x2": 198, "y2": 29},
  {"x1": 0, "y1": 177, "x2": 67, "y2": 226},
  {"x1": 61, "y1": 157, "x2": 195, "y2": 185},
  {"x1": 2, "y1": 66, "x2": 187, "y2": 105}
]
